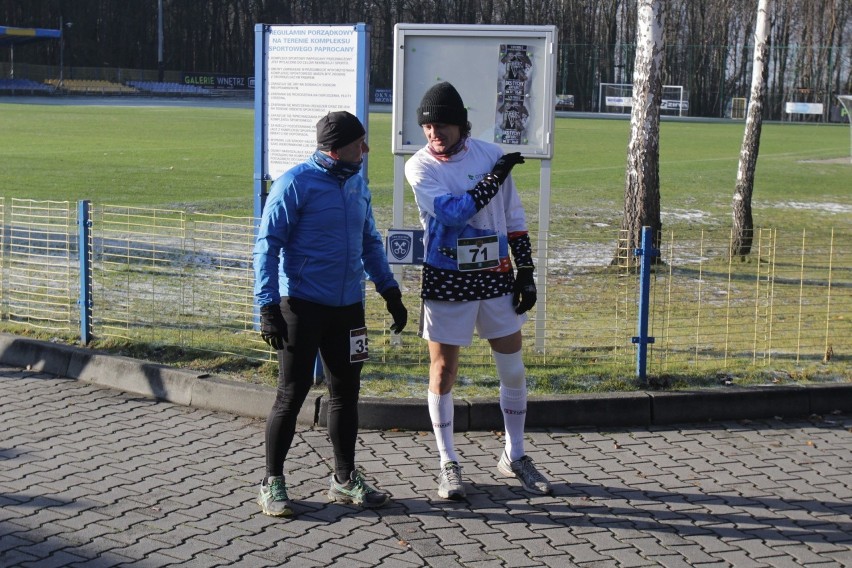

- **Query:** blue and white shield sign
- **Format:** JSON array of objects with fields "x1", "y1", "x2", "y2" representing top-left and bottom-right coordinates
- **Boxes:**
[
  {"x1": 389, "y1": 233, "x2": 412, "y2": 262},
  {"x1": 385, "y1": 229, "x2": 424, "y2": 265}
]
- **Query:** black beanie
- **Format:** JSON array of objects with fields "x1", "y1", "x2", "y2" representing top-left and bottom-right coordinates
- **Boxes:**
[
  {"x1": 416, "y1": 82, "x2": 467, "y2": 126},
  {"x1": 316, "y1": 111, "x2": 366, "y2": 151}
]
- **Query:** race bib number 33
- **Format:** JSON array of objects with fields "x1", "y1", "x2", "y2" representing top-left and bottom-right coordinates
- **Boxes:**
[
  {"x1": 349, "y1": 327, "x2": 369, "y2": 362},
  {"x1": 457, "y1": 235, "x2": 499, "y2": 271}
]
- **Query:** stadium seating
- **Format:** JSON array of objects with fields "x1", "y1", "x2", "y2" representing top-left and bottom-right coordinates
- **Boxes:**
[
  {"x1": 45, "y1": 79, "x2": 138, "y2": 94},
  {"x1": 0, "y1": 78, "x2": 56, "y2": 93},
  {"x1": 126, "y1": 81, "x2": 212, "y2": 95},
  {"x1": 0, "y1": 78, "x2": 214, "y2": 97}
]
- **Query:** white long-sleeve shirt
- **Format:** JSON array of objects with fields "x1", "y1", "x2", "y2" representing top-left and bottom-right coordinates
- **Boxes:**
[{"x1": 405, "y1": 138, "x2": 531, "y2": 301}]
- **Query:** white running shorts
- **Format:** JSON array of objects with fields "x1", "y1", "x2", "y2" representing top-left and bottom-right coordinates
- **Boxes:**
[{"x1": 421, "y1": 295, "x2": 527, "y2": 346}]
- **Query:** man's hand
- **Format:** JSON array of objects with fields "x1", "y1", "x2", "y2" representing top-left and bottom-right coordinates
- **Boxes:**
[
  {"x1": 512, "y1": 267, "x2": 537, "y2": 314},
  {"x1": 259, "y1": 303, "x2": 288, "y2": 350},
  {"x1": 381, "y1": 287, "x2": 408, "y2": 333},
  {"x1": 490, "y1": 152, "x2": 525, "y2": 185}
]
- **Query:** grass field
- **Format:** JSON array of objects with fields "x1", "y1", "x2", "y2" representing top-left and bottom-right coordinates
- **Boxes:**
[
  {"x1": 1, "y1": 102, "x2": 849, "y2": 233},
  {"x1": 1, "y1": 101, "x2": 850, "y2": 395}
]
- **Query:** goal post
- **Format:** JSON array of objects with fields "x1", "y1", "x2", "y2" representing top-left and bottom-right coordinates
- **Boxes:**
[
  {"x1": 730, "y1": 97, "x2": 747, "y2": 120},
  {"x1": 837, "y1": 95, "x2": 852, "y2": 163},
  {"x1": 598, "y1": 83, "x2": 688, "y2": 116},
  {"x1": 598, "y1": 83, "x2": 632, "y2": 114}
]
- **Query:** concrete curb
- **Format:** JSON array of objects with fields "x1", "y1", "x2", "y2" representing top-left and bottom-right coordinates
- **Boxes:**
[
  {"x1": 2, "y1": 333, "x2": 851, "y2": 430},
  {"x1": 648, "y1": 386, "x2": 812, "y2": 425}
]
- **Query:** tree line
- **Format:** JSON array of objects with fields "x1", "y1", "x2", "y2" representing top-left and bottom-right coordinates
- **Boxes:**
[{"x1": 3, "y1": 0, "x2": 850, "y2": 118}]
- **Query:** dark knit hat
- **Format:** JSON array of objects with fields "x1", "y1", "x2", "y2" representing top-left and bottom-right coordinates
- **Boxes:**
[
  {"x1": 416, "y1": 82, "x2": 467, "y2": 126},
  {"x1": 316, "y1": 111, "x2": 366, "y2": 151}
]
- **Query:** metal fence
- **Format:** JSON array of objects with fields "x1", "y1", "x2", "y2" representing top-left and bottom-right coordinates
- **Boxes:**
[
  {"x1": 4, "y1": 199, "x2": 74, "y2": 331},
  {"x1": 0, "y1": 197, "x2": 848, "y2": 381}
]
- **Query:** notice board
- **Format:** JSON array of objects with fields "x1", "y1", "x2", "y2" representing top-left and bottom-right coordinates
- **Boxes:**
[
  {"x1": 392, "y1": 24, "x2": 557, "y2": 158},
  {"x1": 253, "y1": 23, "x2": 370, "y2": 219}
]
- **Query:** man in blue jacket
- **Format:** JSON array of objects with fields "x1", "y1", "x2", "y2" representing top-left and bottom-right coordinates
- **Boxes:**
[{"x1": 253, "y1": 111, "x2": 407, "y2": 517}]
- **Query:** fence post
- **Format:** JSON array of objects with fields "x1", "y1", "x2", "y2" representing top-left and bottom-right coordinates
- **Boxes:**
[
  {"x1": 78, "y1": 200, "x2": 92, "y2": 345},
  {"x1": 632, "y1": 226, "x2": 658, "y2": 383}
]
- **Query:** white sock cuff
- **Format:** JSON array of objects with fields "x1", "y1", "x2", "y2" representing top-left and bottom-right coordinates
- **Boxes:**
[
  {"x1": 500, "y1": 385, "x2": 525, "y2": 402},
  {"x1": 428, "y1": 390, "x2": 443, "y2": 405},
  {"x1": 428, "y1": 391, "x2": 454, "y2": 425},
  {"x1": 492, "y1": 349, "x2": 526, "y2": 390}
]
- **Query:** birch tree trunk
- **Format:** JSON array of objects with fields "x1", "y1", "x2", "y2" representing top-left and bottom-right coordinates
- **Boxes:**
[
  {"x1": 732, "y1": 0, "x2": 771, "y2": 259},
  {"x1": 616, "y1": 0, "x2": 664, "y2": 268}
]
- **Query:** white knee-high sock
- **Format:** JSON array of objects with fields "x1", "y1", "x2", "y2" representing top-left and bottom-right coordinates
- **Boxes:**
[
  {"x1": 493, "y1": 350, "x2": 527, "y2": 461},
  {"x1": 428, "y1": 390, "x2": 458, "y2": 466}
]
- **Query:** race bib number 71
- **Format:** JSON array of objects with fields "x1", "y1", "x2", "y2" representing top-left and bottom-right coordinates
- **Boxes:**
[{"x1": 457, "y1": 235, "x2": 499, "y2": 271}]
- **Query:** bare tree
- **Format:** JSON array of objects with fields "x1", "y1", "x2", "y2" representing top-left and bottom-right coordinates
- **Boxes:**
[
  {"x1": 615, "y1": 0, "x2": 664, "y2": 267},
  {"x1": 731, "y1": 0, "x2": 771, "y2": 259}
]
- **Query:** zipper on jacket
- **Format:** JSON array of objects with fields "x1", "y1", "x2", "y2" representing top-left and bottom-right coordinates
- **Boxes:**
[{"x1": 339, "y1": 179, "x2": 350, "y2": 306}]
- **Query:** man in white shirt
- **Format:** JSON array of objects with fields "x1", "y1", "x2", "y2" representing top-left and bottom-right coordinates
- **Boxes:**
[{"x1": 404, "y1": 82, "x2": 552, "y2": 500}]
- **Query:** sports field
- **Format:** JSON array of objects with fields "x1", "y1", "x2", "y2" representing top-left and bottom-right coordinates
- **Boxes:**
[
  {"x1": 1, "y1": 100, "x2": 849, "y2": 394},
  {"x1": 1, "y1": 101, "x2": 849, "y2": 234}
]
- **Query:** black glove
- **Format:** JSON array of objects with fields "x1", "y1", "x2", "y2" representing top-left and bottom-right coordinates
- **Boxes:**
[
  {"x1": 380, "y1": 287, "x2": 408, "y2": 334},
  {"x1": 512, "y1": 267, "x2": 537, "y2": 315},
  {"x1": 259, "y1": 303, "x2": 288, "y2": 350},
  {"x1": 490, "y1": 152, "x2": 525, "y2": 185}
]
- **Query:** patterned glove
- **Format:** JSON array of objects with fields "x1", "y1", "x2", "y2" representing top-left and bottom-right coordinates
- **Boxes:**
[{"x1": 490, "y1": 152, "x2": 525, "y2": 185}]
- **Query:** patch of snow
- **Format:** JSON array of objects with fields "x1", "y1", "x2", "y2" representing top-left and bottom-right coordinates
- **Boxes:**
[
  {"x1": 770, "y1": 201, "x2": 852, "y2": 214},
  {"x1": 661, "y1": 209, "x2": 713, "y2": 223}
]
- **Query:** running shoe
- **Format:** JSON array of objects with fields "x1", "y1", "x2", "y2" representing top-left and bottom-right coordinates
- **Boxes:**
[
  {"x1": 497, "y1": 452, "x2": 552, "y2": 495},
  {"x1": 437, "y1": 461, "x2": 466, "y2": 500},
  {"x1": 257, "y1": 475, "x2": 293, "y2": 517},
  {"x1": 328, "y1": 470, "x2": 389, "y2": 508}
]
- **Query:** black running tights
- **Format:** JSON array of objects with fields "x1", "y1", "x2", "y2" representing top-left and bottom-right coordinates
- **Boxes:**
[{"x1": 265, "y1": 297, "x2": 364, "y2": 482}]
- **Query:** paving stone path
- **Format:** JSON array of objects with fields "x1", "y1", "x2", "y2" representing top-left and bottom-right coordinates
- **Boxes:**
[{"x1": 2, "y1": 366, "x2": 851, "y2": 567}]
